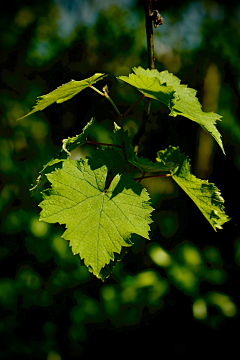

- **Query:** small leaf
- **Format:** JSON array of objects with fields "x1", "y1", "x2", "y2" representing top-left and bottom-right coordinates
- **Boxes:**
[
  {"x1": 30, "y1": 118, "x2": 95, "y2": 194},
  {"x1": 128, "y1": 143, "x2": 180, "y2": 174},
  {"x1": 39, "y1": 159, "x2": 153, "y2": 277},
  {"x1": 62, "y1": 117, "x2": 95, "y2": 155},
  {"x1": 17, "y1": 74, "x2": 107, "y2": 120}
]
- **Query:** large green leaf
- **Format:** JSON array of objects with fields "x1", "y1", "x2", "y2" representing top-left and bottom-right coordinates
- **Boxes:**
[
  {"x1": 117, "y1": 73, "x2": 175, "y2": 108},
  {"x1": 39, "y1": 158, "x2": 153, "y2": 278},
  {"x1": 157, "y1": 149, "x2": 230, "y2": 231},
  {"x1": 18, "y1": 74, "x2": 107, "y2": 120},
  {"x1": 132, "y1": 67, "x2": 225, "y2": 154},
  {"x1": 30, "y1": 118, "x2": 95, "y2": 194}
]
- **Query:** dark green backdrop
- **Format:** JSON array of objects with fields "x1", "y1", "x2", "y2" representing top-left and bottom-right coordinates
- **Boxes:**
[{"x1": 1, "y1": 0, "x2": 240, "y2": 358}]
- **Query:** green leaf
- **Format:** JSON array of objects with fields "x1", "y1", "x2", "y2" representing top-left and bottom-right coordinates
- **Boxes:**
[
  {"x1": 132, "y1": 67, "x2": 225, "y2": 154},
  {"x1": 39, "y1": 159, "x2": 153, "y2": 278},
  {"x1": 62, "y1": 117, "x2": 95, "y2": 155},
  {"x1": 171, "y1": 153, "x2": 230, "y2": 231},
  {"x1": 30, "y1": 118, "x2": 95, "y2": 194},
  {"x1": 156, "y1": 145, "x2": 182, "y2": 174},
  {"x1": 17, "y1": 74, "x2": 107, "y2": 120},
  {"x1": 117, "y1": 73, "x2": 175, "y2": 108},
  {"x1": 91, "y1": 147, "x2": 127, "y2": 175},
  {"x1": 128, "y1": 142, "x2": 180, "y2": 174}
]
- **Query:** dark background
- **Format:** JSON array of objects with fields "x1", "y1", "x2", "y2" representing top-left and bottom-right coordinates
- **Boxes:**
[{"x1": 1, "y1": 0, "x2": 240, "y2": 358}]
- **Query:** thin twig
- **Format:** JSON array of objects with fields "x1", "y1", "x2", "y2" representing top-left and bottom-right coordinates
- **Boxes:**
[
  {"x1": 136, "y1": 171, "x2": 146, "y2": 183},
  {"x1": 123, "y1": 94, "x2": 145, "y2": 119},
  {"x1": 85, "y1": 140, "x2": 123, "y2": 148},
  {"x1": 135, "y1": 173, "x2": 172, "y2": 181}
]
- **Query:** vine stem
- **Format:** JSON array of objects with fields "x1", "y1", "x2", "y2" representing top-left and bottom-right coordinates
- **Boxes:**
[
  {"x1": 134, "y1": 0, "x2": 156, "y2": 153},
  {"x1": 144, "y1": 0, "x2": 155, "y2": 70}
]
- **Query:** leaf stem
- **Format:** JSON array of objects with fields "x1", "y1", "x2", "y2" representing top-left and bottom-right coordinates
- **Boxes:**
[
  {"x1": 85, "y1": 140, "x2": 122, "y2": 148},
  {"x1": 89, "y1": 85, "x2": 105, "y2": 96},
  {"x1": 122, "y1": 94, "x2": 145, "y2": 119},
  {"x1": 134, "y1": 0, "x2": 157, "y2": 153},
  {"x1": 90, "y1": 84, "x2": 122, "y2": 123},
  {"x1": 135, "y1": 173, "x2": 172, "y2": 181},
  {"x1": 103, "y1": 88, "x2": 122, "y2": 120},
  {"x1": 136, "y1": 171, "x2": 146, "y2": 183}
]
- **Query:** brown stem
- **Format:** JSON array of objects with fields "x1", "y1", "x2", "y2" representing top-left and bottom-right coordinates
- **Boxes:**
[
  {"x1": 144, "y1": 0, "x2": 155, "y2": 70},
  {"x1": 85, "y1": 140, "x2": 122, "y2": 148},
  {"x1": 123, "y1": 94, "x2": 145, "y2": 119},
  {"x1": 136, "y1": 171, "x2": 146, "y2": 183},
  {"x1": 135, "y1": 173, "x2": 172, "y2": 181}
]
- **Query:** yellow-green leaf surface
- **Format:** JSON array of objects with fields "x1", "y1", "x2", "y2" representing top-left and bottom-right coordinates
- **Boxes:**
[
  {"x1": 30, "y1": 118, "x2": 95, "y2": 194},
  {"x1": 172, "y1": 155, "x2": 230, "y2": 231},
  {"x1": 132, "y1": 67, "x2": 225, "y2": 154},
  {"x1": 117, "y1": 73, "x2": 175, "y2": 108},
  {"x1": 18, "y1": 74, "x2": 107, "y2": 120},
  {"x1": 39, "y1": 159, "x2": 153, "y2": 278}
]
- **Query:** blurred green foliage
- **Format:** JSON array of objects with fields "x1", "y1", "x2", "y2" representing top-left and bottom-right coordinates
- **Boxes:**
[{"x1": 1, "y1": 0, "x2": 240, "y2": 358}]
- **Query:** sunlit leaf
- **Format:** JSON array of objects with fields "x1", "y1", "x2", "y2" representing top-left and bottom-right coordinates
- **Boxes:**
[
  {"x1": 120, "y1": 67, "x2": 225, "y2": 154},
  {"x1": 18, "y1": 74, "x2": 107, "y2": 120},
  {"x1": 39, "y1": 158, "x2": 153, "y2": 278}
]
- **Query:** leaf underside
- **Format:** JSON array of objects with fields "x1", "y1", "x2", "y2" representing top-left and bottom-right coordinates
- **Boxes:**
[{"x1": 39, "y1": 159, "x2": 153, "y2": 278}]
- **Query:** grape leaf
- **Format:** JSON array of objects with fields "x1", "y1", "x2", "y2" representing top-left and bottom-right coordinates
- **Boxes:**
[
  {"x1": 131, "y1": 67, "x2": 225, "y2": 154},
  {"x1": 158, "y1": 150, "x2": 231, "y2": 231},
  {"x1": 17, "y1": 74, "x2": 107, "y2": 120},
  {"x1": 39, "y1": 158, "x2": 153, "y2": 278},
  {"x1": 117, "y1": 73, "x2": 175, "y2": 108},
  {"x1": 62, "y1": 117, "x2": 95, "y2": 155},
  {"x1": 30, "y1": 118, "x2": 95, "y2": 194}
]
